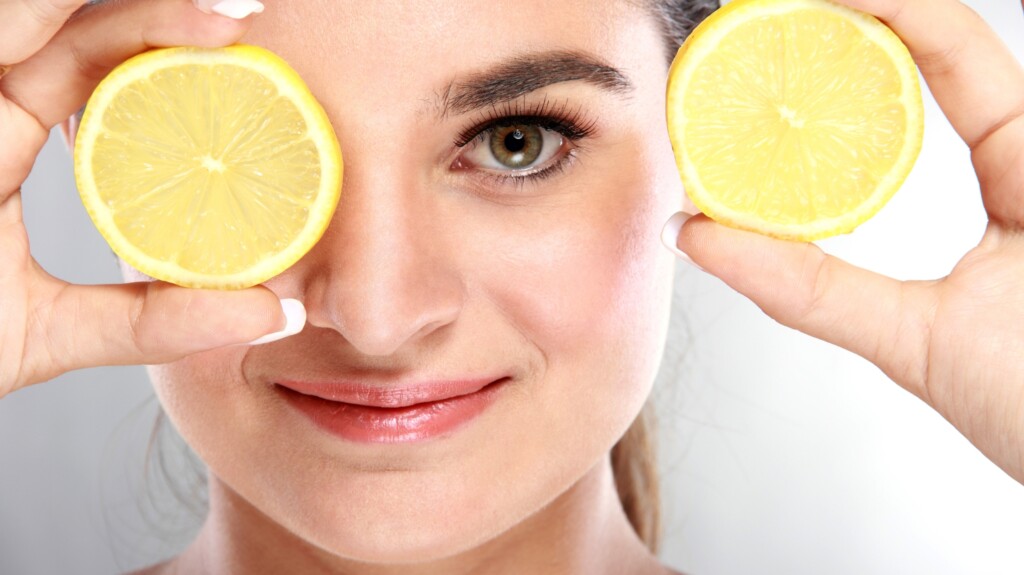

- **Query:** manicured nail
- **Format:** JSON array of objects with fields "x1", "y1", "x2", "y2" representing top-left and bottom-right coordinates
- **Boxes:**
[
  {"x1": 249, "y1": 298, "x2": 305, "y2": 345},
  {"x1": 194, "y1": 0, "x2": 264, "y2": 19},
  {"x1": 661, "y1": 211, "x2": 704, "y2": 270}
]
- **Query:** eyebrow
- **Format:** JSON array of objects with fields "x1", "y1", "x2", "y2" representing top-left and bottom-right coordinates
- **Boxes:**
[{"x1": 438, "y1": 50, "x2": 634, "y2": 117}]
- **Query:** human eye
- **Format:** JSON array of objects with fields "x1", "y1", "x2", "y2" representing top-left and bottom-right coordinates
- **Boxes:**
[{"x1": 450, "y1": 99, "x2": 596, "y2": 187}]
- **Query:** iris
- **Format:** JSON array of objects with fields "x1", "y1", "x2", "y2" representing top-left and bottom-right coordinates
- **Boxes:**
[{"x1": 488, "y1": 125, "x2": 544, "y2": 169}]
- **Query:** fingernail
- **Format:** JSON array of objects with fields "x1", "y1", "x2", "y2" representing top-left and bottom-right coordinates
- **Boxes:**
[
  {"x1": 194, "y1": 0, "x2": 265, "y2": 19},
  {"x1": 661, "y1": 211, "x2": 704, "y2": 270},
  {"x1": 249, "y1": 298, "x2": 305, "y2": 345}
]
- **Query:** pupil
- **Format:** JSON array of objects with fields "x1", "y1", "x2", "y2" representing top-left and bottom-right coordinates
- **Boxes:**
[
  {"x1": 489, "y1": 125, "x2": 543, "y2": 169},
  {"x1": 504, "y1": 130, "x2": 526, "y2": 153}
]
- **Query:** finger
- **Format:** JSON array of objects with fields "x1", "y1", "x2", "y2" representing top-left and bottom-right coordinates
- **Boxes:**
[
  {"x1": 21, "y1": 278, "x2": 304, "y2": 386},
  {"x1": 676, "y1": 216, "x2": 938, "y2": 401},
  {"x1": 838, "y1": 0, "x2": 1024, "y2": 230},
  {"x1": 971, "y1": 111, "x2": 1024, "y2": 228},
  {"x1": 0, "y1": 97, "x2": 51, "y2": 202},
  {"x1": 833, "y1": 0, "x2": 1024, "y2": 150},
  {"x1": 1, "y1": 0, "x2": 254, "y2": 129},
  {"x1": 0, "y1": 0, "x2": 88, "y2": 65}
]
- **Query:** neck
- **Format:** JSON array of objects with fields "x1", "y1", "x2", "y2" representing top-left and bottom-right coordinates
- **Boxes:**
[{"x1": 165, "y1": 455, "x2": 666, "y2": 575}]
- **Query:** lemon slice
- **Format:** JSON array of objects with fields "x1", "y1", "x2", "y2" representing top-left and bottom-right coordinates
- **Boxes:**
[
  {"x1": 666, "y1": 0, "x2": 923, "y2": 241},
  {"x1": 75, "y1": 45, "x2": 342, "y2": 289}
]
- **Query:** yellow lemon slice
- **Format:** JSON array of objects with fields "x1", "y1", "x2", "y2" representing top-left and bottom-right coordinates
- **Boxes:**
[
  {"x1": 666, "y1": 0, "x2": 923, "y2": 241},
  {"x1": 75, "y1": 45, "x2": 342, "y2": 289}
]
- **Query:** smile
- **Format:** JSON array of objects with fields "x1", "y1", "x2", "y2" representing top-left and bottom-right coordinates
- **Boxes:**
[{"x1": 274, "y1": 377, "x2": 511, "y2": 443}]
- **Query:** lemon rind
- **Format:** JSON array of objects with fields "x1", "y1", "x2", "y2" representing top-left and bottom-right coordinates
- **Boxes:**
[
  {"x1": 666, "y1": 0, "x2": 924, "y2": 242},
  {"x1": 75, "y1": 45, "x2": 343, "y2": 289}
]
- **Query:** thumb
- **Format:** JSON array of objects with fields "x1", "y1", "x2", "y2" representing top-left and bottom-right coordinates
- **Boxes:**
[
  {"x1": 23, "y1": 280, "x2": 304, "y2": 385},
  {"x1": 671, "y1": 213, "x2": 937, "y2": 399}
]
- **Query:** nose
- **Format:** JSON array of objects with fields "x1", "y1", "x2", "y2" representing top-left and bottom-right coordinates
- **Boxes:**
[{"x1": 300, "y1": 163, "x2": 465, "y2": 356}]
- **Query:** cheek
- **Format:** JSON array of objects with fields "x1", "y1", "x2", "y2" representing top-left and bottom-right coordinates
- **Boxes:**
[
  {"x1": 474, "y1": 142, "x2": 678, "y2": 436},
  {"x1": 147, "y1": 347, "x2": 254, "y2": 465}
]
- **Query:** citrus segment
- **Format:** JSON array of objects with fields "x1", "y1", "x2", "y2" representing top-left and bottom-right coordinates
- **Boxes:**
[
  {"x1": 75, "y1": 45, "x2": 342, "y2": 288},
  {"x1": 666, "y1": 0, "x2": 923, "y2": 241}
]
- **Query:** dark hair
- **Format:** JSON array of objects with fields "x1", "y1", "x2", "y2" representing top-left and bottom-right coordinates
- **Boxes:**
[
  {"x1": 649, "y1": 0, "x2": 720, "y2": 65},
  {"x1": 609, "y1": 0, "x2": 719, "y2": 554}
]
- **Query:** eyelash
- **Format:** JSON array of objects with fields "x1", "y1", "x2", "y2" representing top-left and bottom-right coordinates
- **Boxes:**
[{"x1": 453, "y1": 98, "x2": 597, "y2": 189}]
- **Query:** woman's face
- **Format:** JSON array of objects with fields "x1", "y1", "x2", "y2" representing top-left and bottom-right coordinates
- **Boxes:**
[{"x1": 145, "y1": 0, "x2": 682, "y2": 563}]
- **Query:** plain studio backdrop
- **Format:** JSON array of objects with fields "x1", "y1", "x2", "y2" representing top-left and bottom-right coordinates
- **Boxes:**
[{"x1": 3, "y1": 1, "x2": 1024, "y2": 573}]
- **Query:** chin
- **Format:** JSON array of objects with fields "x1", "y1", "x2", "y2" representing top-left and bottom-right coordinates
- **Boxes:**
[
  {"x1": 243, "y1": 464, "x2": 544, "y2": 565},
  {"x1": 302, "y1": 506, "x2": 492, "y2": 563}
]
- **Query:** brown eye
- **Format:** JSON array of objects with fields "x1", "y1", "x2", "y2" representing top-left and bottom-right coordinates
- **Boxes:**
[
  {"x1": 489, "y1": 125, "x2": 545, "y2": 169},
  {"x1": 456, "y1": 122, "x2": 566, "y2": 176}
]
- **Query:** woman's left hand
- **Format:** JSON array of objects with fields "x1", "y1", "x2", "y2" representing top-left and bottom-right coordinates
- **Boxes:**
[{"x1": 669, "y1": 0, "x2": 1024, "y2": 484}]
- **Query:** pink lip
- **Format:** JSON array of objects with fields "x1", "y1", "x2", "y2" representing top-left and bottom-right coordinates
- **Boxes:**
[{"x1": 274, "y1": 377, "x2": 509, "y2": 443}]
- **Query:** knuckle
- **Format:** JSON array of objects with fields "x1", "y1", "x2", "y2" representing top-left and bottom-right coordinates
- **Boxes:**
[
  {"x1": 0, "y1": 103, "x2": 50, "y2": 191},
  {"x1": 796, "y1": 249, "x2": 831, "y2": 325},
  {"x1": 127, "y1": 283, "x2": 152, "y2": 356},
  {"x1": 131, "y1": 282, "x2": 202, "y2": 359},
  {"x1": 67, "y1": 39, "x2": 98, "y2": 81},
  {"x1": 906, "y1": 4, "x2": 986, "y2": 78},
  {"x1": 23, "y1": 0, "x2": 85, "y2": 28}
]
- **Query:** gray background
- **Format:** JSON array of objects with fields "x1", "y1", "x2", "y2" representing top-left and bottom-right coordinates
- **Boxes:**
[{"x1": 3, "y1": 1, "x2": 1024, "y2": 573}]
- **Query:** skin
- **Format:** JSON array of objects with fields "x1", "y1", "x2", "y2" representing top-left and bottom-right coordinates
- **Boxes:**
[
  {"x1": 135, "y1": 1, "x2": 679, "y2": 572},
  {"x1": 0, "y1": 0, "x2": 1022, "y2": 573}
]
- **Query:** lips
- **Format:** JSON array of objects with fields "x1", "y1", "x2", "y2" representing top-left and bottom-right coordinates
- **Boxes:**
[
  {"x1": 276, "y1": 377, "x2": 498, "y2": 407},
  {"x1": 274, "y1": 376, "x2": 510, "y2": 443}
]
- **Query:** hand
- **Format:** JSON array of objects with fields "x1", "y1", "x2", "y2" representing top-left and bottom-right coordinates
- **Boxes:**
[
  {"x1": 0, "y1": 0, "x2": 289, "y2": 398},
  {"x1": 670, "y1": 0, "x2": 1024, "y2": 484}
]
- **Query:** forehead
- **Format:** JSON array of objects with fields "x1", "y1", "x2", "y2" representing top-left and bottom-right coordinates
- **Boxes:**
[{"x1": 242, "y1": 0, "x2": 660, "y2": 103}]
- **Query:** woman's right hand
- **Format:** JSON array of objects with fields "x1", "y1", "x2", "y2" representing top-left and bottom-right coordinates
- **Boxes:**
[
  {"x1": 0, "y1": 0, "x2": 292, "y2": 399},
  {"x1": 672, "y1": 0, "x2": 1024, "y2": 484}
]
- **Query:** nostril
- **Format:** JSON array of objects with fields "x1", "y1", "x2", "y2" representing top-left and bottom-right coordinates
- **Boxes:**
[
  {"x1": 290, "y1": 170, "x2": 466, "y2": 356},
  {"x1": 304, "y1": 283, "x2": 464, "y2": 357}
]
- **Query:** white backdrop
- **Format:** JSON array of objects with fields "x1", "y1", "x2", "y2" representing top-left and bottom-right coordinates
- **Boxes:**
[{"x1": 1, "y1": 1, "x2": 1022, "y2": 574}]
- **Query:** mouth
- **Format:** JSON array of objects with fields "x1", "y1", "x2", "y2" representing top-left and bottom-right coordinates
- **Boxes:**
[{"x1": 274, "y1": 377, "x2": 511, "y2": 444}]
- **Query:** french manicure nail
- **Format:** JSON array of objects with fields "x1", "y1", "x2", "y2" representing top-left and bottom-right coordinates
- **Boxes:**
[
  {"x1": 195, "y1": 0, "x2": 265, "y2": 19},
  {"x1": 661, "y1": 211, "x2": 704, "y2": 270},
  {"x1": 249, "y1": 298, "x2": 306, "y2": 345}
]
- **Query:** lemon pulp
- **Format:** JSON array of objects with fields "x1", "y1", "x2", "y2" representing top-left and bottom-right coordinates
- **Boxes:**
[
  {"x1": 75, "y1": 45, "x2": 342, "y2": 288},
  {"x1": 666, "y1": 0, "x2": 923, "y2": 241}
]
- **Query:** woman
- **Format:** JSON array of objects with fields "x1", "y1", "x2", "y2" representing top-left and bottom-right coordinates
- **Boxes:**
[{"x1": 1, "y1": 0, "x2": 1022, "y2": 573}]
